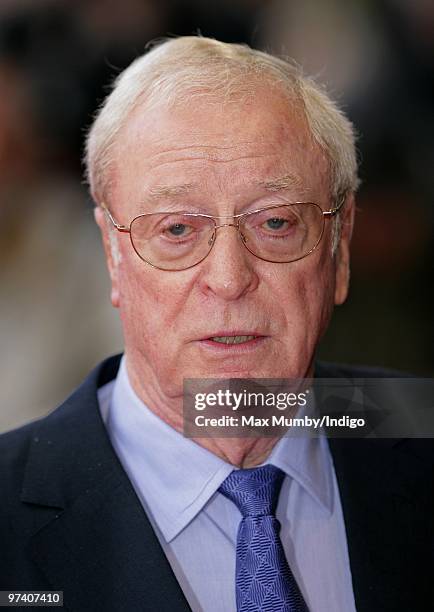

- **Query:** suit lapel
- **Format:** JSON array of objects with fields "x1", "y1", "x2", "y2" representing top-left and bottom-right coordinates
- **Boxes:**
[
  {"x1": 29, "y1": 470, "x2": 190, "y2": 611},
  {"x1": 20, "y1": 356, "x2": 191, "y2": 612}
]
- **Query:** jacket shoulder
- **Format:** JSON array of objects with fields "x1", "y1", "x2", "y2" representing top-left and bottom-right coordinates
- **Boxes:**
[
  {"x1": 315, "y1": 360, "x2": 414, "y2": 378},
  {"x1": 0, "y1": 421, "x2": 38, "y2": 500},
  {"x1": 0, "y1": 354, "x2": 122, "y2": 506}
]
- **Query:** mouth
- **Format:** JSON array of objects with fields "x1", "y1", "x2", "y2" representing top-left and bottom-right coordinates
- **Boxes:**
[
  {"x1": 198, "y1": 332, "x2": 267, "y2": 350},
  {"x1": 210, "y1": 335, "x2": 258, "y2": 345}
]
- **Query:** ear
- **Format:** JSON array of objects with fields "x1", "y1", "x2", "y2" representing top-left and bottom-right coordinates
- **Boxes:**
[
  {"x1": 334, "y1": 193, "x2": 355, "y2": 306},
  {"x1": 94, "y1": 206, "x2": 120, "y2": 308}
]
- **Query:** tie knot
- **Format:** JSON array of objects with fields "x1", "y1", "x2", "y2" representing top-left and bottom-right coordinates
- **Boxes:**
[{"x1": 219, "y1": 464, "x2": 285, "y2": 517}]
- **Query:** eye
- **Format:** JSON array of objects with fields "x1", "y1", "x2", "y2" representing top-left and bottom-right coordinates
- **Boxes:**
[
  {"x1": 264, "y1": 217, "x2": 287, "y2": 230},
  {"x1": 167, "y1": 223, "x2": 190, "y2": 237},
  {"x1": 151, "y1": 213, "x2": 212, "y2": 243}
]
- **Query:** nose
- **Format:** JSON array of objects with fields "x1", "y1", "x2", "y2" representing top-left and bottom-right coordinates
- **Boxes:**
[{"x1": 198, "y1": 224, "x2": 259, "y2": 300}]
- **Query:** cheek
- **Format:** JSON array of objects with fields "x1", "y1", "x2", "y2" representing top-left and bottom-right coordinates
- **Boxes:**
[
  {"x1": 116, "y1": 249, "x2": 193, "y2": 346},
  {"x1": 272, "y1": 248, "x2": 336, "y2": 339}
]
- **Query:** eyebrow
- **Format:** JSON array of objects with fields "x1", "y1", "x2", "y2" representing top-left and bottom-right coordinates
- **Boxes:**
[
  {"x1": 142, "y1": 173, "x2": 304, "y2": 204},
  {"x1": 258, "y1": 174, "x2": 303, "y2": 192},
  {"x1": 146, "y1": 183, "x2": 196, "y2": 200}
]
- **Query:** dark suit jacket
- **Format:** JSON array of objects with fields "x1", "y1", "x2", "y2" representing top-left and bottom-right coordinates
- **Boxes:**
[{"x1": 1, "y1": 355, "x2": 433, "y2": 611}]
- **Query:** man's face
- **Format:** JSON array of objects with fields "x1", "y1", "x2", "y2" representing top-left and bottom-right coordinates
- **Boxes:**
[{"x1": 97, "y1": 85, "x2": 353, "y2": 401}]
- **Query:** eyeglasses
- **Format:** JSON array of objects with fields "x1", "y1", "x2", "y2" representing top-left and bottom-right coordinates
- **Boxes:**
[{"x1": 100, "y1": 199, "x2": 344, "y2": 271}]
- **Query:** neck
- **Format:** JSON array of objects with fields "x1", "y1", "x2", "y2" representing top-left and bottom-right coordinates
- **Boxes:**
[
  {"x1": 124, "y1": 354, "x2": 310, "y2": 468},
  {"x1": 192, "y1": 436, "x2": 281, "y2": 468}
]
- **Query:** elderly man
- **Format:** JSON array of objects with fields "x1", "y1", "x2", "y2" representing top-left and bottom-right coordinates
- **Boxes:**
[{"x1": 1, "y1": 37, "x2": 432, "y2": 612}]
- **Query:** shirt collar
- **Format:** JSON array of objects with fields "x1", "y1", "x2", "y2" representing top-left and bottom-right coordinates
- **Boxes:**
[
  {"x1": 266, "y1": 434, "x2": 334, "y2": 513},
  {"x1": 106, "y1": 358, "x2": 333, "y2": 543},
  {"x1": 107, "y1": 358, "x2": 233, "y2": 542}
]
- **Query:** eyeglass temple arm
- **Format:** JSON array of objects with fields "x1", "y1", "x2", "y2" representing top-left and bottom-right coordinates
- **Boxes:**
[
  {"x1": 322, "y1": 193, "x2": 347, "y2": 218},
  {"x1": 99, "y1": 202, "x2": 130, "y2": 233}
]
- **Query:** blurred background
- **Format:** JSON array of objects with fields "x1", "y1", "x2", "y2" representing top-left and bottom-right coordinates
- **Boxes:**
[{"x1": 1, "y1": 0, "x2": 433, "y2": 432}]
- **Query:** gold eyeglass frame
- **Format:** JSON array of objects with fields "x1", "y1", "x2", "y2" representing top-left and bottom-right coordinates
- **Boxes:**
[{"x1": 99, "y1": 197, "x2": 345, "y2": 271}]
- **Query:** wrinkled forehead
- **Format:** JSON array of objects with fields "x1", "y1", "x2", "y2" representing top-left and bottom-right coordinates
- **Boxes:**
[
  {"x1": 110, "y1": 84, "x2": 331, "y2": 212},
  {"x1": 120, "y1": 79, "x2": 312, "y2": 146}
]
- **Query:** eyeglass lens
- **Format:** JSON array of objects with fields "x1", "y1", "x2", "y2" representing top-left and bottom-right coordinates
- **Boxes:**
[{"x1": 129, "y1": 203, "x2": 324, "y2": 270}]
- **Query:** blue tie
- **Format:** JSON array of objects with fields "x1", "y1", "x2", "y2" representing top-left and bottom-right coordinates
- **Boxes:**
[{"x1": 219, "y1": 465, "x2": 309, "y2": 612}]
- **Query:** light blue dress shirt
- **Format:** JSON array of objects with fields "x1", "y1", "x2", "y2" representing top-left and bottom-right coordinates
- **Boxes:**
[{"x1": 98, "y1": 358, "x2": 357, "y2": 612}]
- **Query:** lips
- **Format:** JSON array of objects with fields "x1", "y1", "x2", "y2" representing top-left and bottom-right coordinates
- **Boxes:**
[
  {"x1": 195, "y1": 332, "x2": 268, "y2": 355},
  {"x1": 210, "y1": 335, "x2": 257, "y2": 345},
  {"x1": 198, "y1": 331, "x2": 266, "y2": 348}
]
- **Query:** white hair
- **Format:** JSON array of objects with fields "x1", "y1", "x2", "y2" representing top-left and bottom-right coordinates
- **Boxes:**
[{"x1": 85, "y1": 36, "x2": 360, "y2": 249}]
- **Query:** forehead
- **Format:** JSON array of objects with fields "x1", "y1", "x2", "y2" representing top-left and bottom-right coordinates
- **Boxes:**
[{"x1": 112, "y1": 85, "x2": 331, "y2": 210}]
